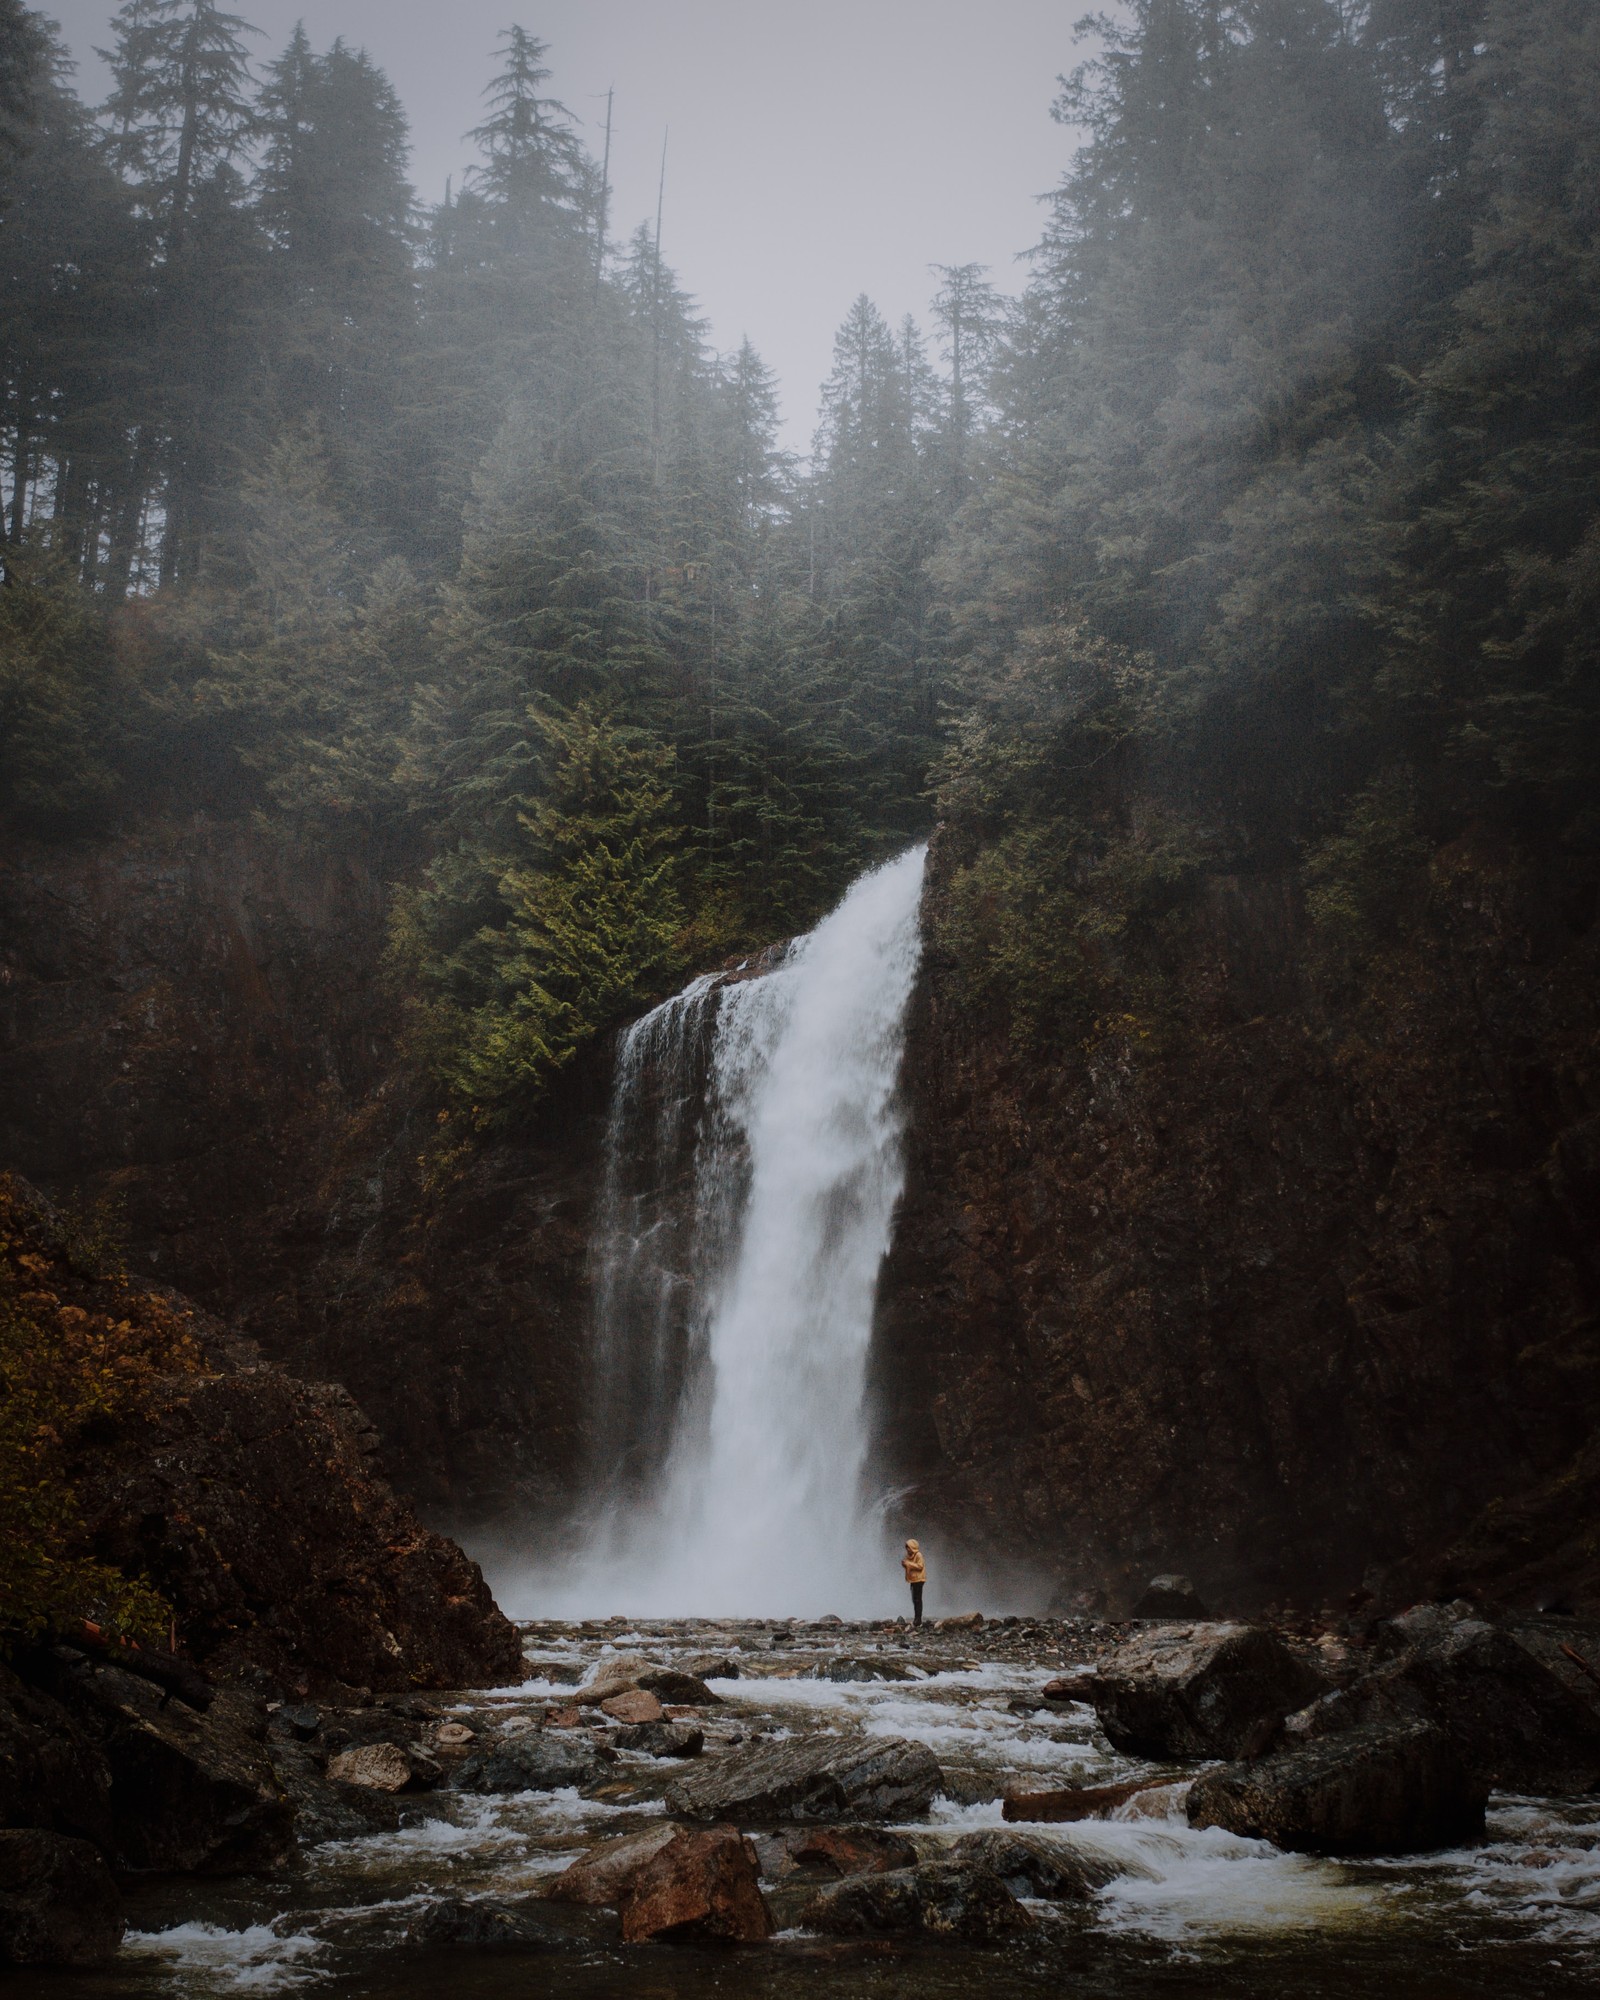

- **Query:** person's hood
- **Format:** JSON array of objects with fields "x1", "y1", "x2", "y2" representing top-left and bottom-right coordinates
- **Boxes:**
[{"x1": 905, "y1": 1540, "x2": 921, "y2": 1553}]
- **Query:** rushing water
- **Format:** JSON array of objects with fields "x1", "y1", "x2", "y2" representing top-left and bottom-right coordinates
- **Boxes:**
[
  {"x1": 27, "y1": 1619, "x2": 1600, "y2": 2000},
  {"x1": 511, "y1": 845, "x2": 928, "y2": 1620}
]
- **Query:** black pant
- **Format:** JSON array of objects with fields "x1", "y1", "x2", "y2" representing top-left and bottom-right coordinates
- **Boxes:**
[{"x1": 910, "y1": 1582, "x2": 923, "y2": 1625}]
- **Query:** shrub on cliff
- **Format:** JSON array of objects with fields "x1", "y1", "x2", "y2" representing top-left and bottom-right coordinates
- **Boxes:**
[
  {"x1": 0, "y1": 1177, "x2": 201, "y2": 1646},
  {"x1": 387, "y1": 701, "x2": 684, "y2": 1124}
]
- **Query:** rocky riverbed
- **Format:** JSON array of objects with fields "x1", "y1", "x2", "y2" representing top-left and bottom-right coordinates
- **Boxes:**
[{"x1": 8, "y1": 1611, "x2": 1600, "y2": 1998}]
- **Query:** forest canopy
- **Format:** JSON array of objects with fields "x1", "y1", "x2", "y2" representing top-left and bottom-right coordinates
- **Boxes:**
[{"x1": 2, "y1": 0, "x2": 1597, "y2": 1113}]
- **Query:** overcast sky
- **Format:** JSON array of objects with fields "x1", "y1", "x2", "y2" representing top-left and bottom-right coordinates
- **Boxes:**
[{"x1": 45, "y1": 2, "x2": 1089, "y2": 453}]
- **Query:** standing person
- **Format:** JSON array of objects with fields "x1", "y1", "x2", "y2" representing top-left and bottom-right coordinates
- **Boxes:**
[{"x1": 902, "y1": 1539, "x2": 926, "y2": 1627}]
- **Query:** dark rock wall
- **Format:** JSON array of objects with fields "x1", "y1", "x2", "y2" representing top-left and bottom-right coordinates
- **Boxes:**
[
  {"x1": 0, "y1": 818, "x2": 603, "y2": 1528},
  {"x1": 873, "y1": 830, "x2": 1600, "y2": 1615}
]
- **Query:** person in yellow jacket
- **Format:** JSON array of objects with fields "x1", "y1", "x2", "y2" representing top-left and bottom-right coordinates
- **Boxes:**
[{"x1": 902, "y1": 1539, "x2": 926, "y2": 1627}]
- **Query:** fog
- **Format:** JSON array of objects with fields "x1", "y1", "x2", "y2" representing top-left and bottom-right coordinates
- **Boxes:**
[{"x1": 45, "y1": 0, "x2": 1084, "y2": 450}]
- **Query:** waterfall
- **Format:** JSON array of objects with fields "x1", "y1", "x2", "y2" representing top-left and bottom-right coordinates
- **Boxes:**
[{"x1": 529, "y1": 844, "x2": 927, "y2": 1618}]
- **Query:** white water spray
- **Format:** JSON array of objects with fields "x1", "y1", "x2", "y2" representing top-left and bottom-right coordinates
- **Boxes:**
[{"x1": 520, "y1": 845, "x2": 927, "y2": 1618}]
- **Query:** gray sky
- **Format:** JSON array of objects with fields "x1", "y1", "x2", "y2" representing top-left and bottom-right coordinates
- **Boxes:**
[{"x1": 45, "y1": 2, "x2": 1086, "y2": 452}]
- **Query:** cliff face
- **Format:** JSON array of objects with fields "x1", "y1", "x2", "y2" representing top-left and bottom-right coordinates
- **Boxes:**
[
  {"x1": 874, "y1": 829, "x2": 1600, "y2": 1616},
  {"x1": 0, "y1": 818, "x2": 604, "y2": 1529}
]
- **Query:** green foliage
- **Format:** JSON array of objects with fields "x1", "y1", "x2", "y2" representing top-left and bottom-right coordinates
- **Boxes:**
[
  {"x1": 0, "y1": 551, "x2": 125, "y2": 833},
  {"x1": 1304, "y1": 768, "x2": 1432, "y2": 964},
  {"x1": 0, "y1": 1174, "x2": 201, "y2": 1647},
  {"x1": 389, "y1": 704, "x2": 684, "y2": 1122}
]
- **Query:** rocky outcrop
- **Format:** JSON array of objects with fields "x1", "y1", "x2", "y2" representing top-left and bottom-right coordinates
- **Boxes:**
[
  {"x1": 0, "y1": 1830, "x2": 123, "y2": 1966},
  {"x1": 74, "y1": 1359, "x2": 523, "y2": 1693},
  {"x1": 1186, "y1": 1721, "x2": 1487, "y2": 1856},
  {"x1": 875, "y1": 830, "x2": 1600, "y2": 1615},
  {"x1": 17, "y1": 1650, "x2": 291, "y2": 1875},
  {"x1": 1289, "y1": 1611, "x2": 1600, "y2": 1796},
  {"x1": 0, "y1": 1173, "x2": 521, "y2": 1695},
  {"x1": 666, "y1": 1734, "x2": 942, "y2": 1826},
  {"x1": 1085, "y1": 1623, "x2": 1327, "y2": 1760}
]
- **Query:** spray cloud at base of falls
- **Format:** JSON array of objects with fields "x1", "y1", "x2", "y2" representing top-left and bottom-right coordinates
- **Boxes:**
[{"x1": 515, "y1": 844, "x2": 927, "y2": 1619}]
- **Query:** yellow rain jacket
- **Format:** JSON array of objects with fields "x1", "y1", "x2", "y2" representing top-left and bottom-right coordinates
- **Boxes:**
[{"x1": 902, "y1": 1541, "x2": 926, "y2": 1585}]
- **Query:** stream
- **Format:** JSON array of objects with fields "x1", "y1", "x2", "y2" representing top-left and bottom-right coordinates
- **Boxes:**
[{"x1": 19, "y1": 1617, "x2": 1600, "y2": 2000}]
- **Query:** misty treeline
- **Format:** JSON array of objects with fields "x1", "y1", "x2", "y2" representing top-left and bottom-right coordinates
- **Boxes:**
[{"x1": 2, "y1": 1, "x2": 1597, "y2": 1120}]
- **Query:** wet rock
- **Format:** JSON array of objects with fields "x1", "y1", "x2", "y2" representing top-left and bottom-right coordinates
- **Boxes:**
[
  {"x1": 786, "y1": 1826, "x2": 918, "y2": 1875},
  {"x1": 680, "y1": 1655, "x2": 740, "y2": 1681},
  {"x1": 326, "y1": 1742, "x2": 438, "y2": 1792},
  {"x1": 1003, "y1": 1776, "x2": 1160, "y2": 1823},
  {"x1": 1039, "y1": 1675, "x2": 1086, "y2": 1701},
  {"x1": 1187, "y1": 1719, "x2": 1487, "y2": 1855},
  {"x1": 935, "y1": 1614, "x2": 985, "y2": 1631},
  {"x1": 0, "y1": 1664, "x2": 112, "y2": 1850},
  {"x1": 600, "y1": 1689, "x2": 664, "y2": 1724},
  {"x1": 800, "y1": 1862, "x2": 1033, "y2": 1942},
  {"x1": 405, "y1": 1896, "x2": 567, "y2": 1949},
  {"x1": 821, "y1": 1656, "x2": 913, "y2": 1683},
  {"x1": 617, "y1": 1825, "x2": 773, "y2": 1944},
  {"x1": 40, "y1": 1658, "x2": 290, "y2": 1874},
  {"x1": 614, "y1": 1720, "x2": 704, "y2": 1758},
  {"x1": 73, "y1": 1362, "x2": 522, "y2": 1696},
  {"x1": 433, "y1": 1722, "x2": 475, "y2": 1747},
  {"x1": 1086, "y1": 1623, "x2": 1328, "y2": 1760},
  {"x1": 1356, "y1": 1618, "x2": 1600, "y2": 1796},
  {"x1": 946, "y1": 1830, "x2": 1118, "y2": 1900},
  {"x1": 545, "y1": 1825, "x2": 680, "y2": 1905},
  {"x1": 638, "y1": 1668, "x2": 724, "y2": 1705},
  {"x1": 543, "y1": 1706, "x2": 585, "y2": 1729},
  {"x1": 277, "y1": 1705, "x2": 322, "y2": 1741},
  {"x1": 454, "y1": 1735, "x2": 614, "y2": 1794},
  {"x1": 1130, "y1": 1575, "x2": 1210, "y2": 1619},
  {"x1": 576, "y1": 1654, "x2": 651, "y2": 1705},
  {"x1": 0, "y1": 1830, "x2": 124, "y2": 1966},
  {"x1": 666, "y1": 1733, "x2": 941, "y2": 1825}
]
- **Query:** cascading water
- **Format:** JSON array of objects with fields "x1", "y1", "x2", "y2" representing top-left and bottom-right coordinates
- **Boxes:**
[{"x1": 525, "y1": 844, "x2": 927, "y2": 1618}]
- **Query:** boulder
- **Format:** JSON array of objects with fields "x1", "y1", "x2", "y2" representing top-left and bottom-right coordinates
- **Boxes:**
[
  {"x1": 1355, "y1": 1619, "x2": 1600, "y2": 1796},
  {"x1": 41, "y1": 1657, "x2": 290, "y2": 1874},
  {"x1": 1085, "y1": 1623, "x2": 1327, "y2": 1760},
  {"x1": 935, "y1": 1614, "x2": 985, "y2": 1631},
  {"x1": 1187, "y1": 1720, "x2": 1487, "y2": 1856},
  {"x1": 946, "y1": 1829, "x2": 1119, "y2": 1900},
  {"x1": 1003, "y1": 1776, "x2": 1157, "y2": 1824},
  {"x1": 666, "y1": 1733, "x2": 941, "y2": 1825},
  {"x1": 454, "y1": 1736, "x2": 614, "y2": 1794},
  {"x1": 0, "y1": 1665, "x2": 112, "y2": 1850},
  {"x1": 545, "y1": 1825, "x2": 680, "y2": 1906},
  {"x1": 326, "y1": 1742, "x2": 438, "y2": 1792},
  {"x1": 1130, "y1": 1574, "x2": 1210, "y2": 1619},
  {"x1": 614, "y1": 1720, "x2": 704, "y2": 1758},
  {"x1": 785, "y1": 1826, "x2": 918, "y2": 1875},
  {"x1": 576, "y1": 1654, "x2": 652, "y2": 1706},
  {"x1": 618, "y1": 1825, "x2": 773, "y2": 1944},
  {"x1": 638, "y1": 1668, "x2": 723, "y2": 1705},
  {"x1": 601, "y1": 1690, "x2": 664, "y2": 1725},
  {"x1": 822, "y1": 1657, "x2": 914, "y2": 1684},
  {"x1": 800, "y1": 1862, "x2": 1033, "y2": 1942},
  {"x1": 680, "y1": 1655, "x2": 740, "y2": 1682},
  {"x1": 1039, "y1": 1676, "x2": 1085, "y2": 1701},
  {"x1": 405, "y1": 1896, "x2": 567, "y2": 1949},
  {"x1": 0, "y1": 1830, "x2": 124, "y2": 1966}
]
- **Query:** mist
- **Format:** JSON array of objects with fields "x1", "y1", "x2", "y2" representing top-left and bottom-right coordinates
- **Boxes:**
[{"x1": 43, "y1": 0, "x2": 1084, "y2": 448}]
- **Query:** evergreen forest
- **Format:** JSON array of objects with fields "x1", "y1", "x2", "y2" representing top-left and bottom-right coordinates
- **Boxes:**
[{"x1": 3, "y1": 0, "x2": 1597, "y2": 1128}]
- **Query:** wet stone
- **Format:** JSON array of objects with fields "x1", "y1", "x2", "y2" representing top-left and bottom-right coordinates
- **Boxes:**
[
  {"x1": 545, "y1": 1825, "x2": 680, "y2": 1906},
  {"x1": 800, "y1": 1861, "x2": 1034, "y2": 1942},
  {"x1": 454, "y1": 1735, "x2": 614, "y2": 1794},
  {"x1": 618, "y1": 1824, "x2": 773, "y2": 1945},
  {"x1": 785, "y1": 1825, "x2": 918, "y2": 1875},
  {"x1": 946, "y1": 1829, "x2": 1120, "y2": 1900},
  {"x1": 405, "y1": 1895, "x2": 570, "y2": 1949},
  {"x1": 0, "y1": 1830, "x2": 124, "y2": 1967},
  {"x1": 665, "y1": 1731, "x2": 942, "y2": 1825},
  {"x1": 614, "y1": 1719, "x2": 704, "y2": 1757}
]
